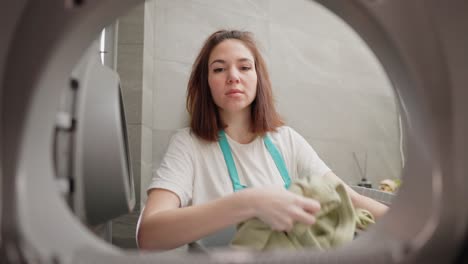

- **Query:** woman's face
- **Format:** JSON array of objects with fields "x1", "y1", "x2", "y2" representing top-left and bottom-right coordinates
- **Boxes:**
[{"x1": 208, "y1": 39, "x2": 258, "y2": 115}]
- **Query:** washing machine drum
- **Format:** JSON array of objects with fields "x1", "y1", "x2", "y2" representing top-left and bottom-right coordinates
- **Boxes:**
[{"x1": 1, "y1": 0, "x2": 467, "y2": 263}]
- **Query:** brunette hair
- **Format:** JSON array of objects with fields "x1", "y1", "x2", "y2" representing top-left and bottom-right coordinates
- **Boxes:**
[{"x1": 186, "y1": 30, "x2": 284, "y2": 142}]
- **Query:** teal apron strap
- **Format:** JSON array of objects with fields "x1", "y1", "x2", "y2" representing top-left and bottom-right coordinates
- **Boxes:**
[
  {"x1": 263, "y1": 135, "x2": 292, "y2": 189},
  {"x1": 218, "y1": 130, "x2": 246, "y2": 191},
  {"x1": 218, "y1": 130, "x2": 291, "y2": 191}
]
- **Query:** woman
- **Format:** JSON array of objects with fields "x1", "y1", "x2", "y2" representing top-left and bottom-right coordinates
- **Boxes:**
[{"x1": 137, "y1": 30, "x2": 388, "y2": 251}]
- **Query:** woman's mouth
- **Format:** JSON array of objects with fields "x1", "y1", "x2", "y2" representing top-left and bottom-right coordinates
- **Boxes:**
[{"x1": 226, "y1": 89, "x2": 243, "y2": 96}]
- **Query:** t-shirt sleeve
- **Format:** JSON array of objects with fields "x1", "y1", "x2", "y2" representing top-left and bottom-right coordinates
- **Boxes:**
[
  {"x1": 147, "y1": 130, "x2": 194, "y2": 207},
  {"x1": 289, "y1": 127, "x2": 331, "y2": 179}
]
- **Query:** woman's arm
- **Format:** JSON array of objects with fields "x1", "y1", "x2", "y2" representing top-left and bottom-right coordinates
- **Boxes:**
[
  {"x1": 325, "y1": 172, "x2": 389, "y2": 219},
  {"x1": 138, "y1": 187, "x2": 321, "y2": 251},
  {"x1": 137, "y1": 188, "x2": 254, "y2": 251}
]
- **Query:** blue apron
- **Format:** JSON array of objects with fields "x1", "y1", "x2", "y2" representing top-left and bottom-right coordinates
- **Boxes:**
[
  {"x1": 218, "y1": 130, "x2": 291, "y2": 191},
  {"x1": 195, "y1": 131, "x2": 292, "y2": 249}
]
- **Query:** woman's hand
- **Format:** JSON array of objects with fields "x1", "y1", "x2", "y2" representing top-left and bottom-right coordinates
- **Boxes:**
[{"x1": 241, "y1": 186, "x2": 321, "y2": 232}]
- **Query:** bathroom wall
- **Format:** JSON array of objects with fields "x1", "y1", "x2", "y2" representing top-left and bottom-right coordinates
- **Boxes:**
[
  {"x1": 141, "y1": 0, "x2": 402, "y2": 206},
  {"x1": 112, "y1": 3, "x2": 149, "y2": 248},
  {"x1": 115, "y1": 3, "x2": 153, "y2": 211}
]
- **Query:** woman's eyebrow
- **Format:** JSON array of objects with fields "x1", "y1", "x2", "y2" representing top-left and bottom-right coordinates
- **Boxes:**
[
  {"x1": 210, "y1": 58, "x2": 253, "y2": 66},
  {"x1": 210, "y1": 59, "x2": 225, "y2": 66},
  {"x1": 238, "y1": 58, "x2": 253, "y2": 63}
]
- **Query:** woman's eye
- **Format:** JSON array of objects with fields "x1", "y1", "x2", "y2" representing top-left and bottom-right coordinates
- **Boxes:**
[
  {"x1": 213, "y1": 68, "x2": 224, "y2": 73},
  {"x1": 240, "y1": 66, "x2": 251, "y2": 71}
]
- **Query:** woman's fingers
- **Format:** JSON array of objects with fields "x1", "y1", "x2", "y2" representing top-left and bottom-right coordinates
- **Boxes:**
[
  {"x1": 270, "y1": 208, "x2": 316, "y2": 231},
  {"x1": 253, "y1": 187, "x2": 322, "y2": 231},
  {"x1": 295, "y1": 196, "x2": 321, "y2": 214},
  {"x1": 271, "y1": 217, "x2": 294, "y2": 232},
  {"x1": 290, "y1": 207, "x2": 316, "y2": 225}
]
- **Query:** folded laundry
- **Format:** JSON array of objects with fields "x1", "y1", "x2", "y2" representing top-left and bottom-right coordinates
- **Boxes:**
[{"x1": 230, "y1": 175, "x2": 375, "y2": 251}]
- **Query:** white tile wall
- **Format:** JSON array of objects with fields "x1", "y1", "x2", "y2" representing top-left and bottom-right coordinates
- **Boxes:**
[
  {"x1": 121, "y1": 89, "x2": 142, "y2": 125},
  {"x1": 117, "y1": 44, "x2": 143, "y2": 91},
  {"x1": 152, "y1": 60, "x2": 190, "y2": 130},
  {"x1": 127, "y1": 124, "x2": 142, "y2": 163},
  {"x1": 118, "y1": 4, "x2": 144, "y2": 45},
  {"x1": 153, "y1": 0, "x2": 270, "y2": 64},
  {"x1": 141, "y1": 87, "x2": 153, "y2": 127},
  {"x1": 116, "y1": 3, "x2": 147, "y2": 209}
]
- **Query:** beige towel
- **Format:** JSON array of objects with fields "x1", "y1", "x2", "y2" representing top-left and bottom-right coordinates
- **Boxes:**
[{"x1": 230, "y1": 175, "x2": 375, "y2": 251}]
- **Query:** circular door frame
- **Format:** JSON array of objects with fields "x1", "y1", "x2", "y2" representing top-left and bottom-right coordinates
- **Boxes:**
[{"x1": 1, "y1": 0, "x2": 467, "y2": 263}]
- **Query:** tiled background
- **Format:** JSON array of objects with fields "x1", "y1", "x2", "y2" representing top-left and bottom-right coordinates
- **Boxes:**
[{"x1": 113, "y1": 0, "x2": 403, "y2": 249}]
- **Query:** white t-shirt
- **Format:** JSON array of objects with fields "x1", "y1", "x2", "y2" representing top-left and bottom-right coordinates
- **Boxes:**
[
  {"x1": 136, "y1": 126, "x2": 331, "y2": 248},
  {"x1": 147, "y1": 126, "x2": 331, "y2": 207}
]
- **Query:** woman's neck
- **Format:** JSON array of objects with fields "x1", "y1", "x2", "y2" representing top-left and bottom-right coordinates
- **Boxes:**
[{"x1": 220, "y1": 108, "x2": 256, "y2": 144}]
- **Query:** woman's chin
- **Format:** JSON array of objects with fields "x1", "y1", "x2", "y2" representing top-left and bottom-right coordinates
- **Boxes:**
[{"x1": 220, "y1": 104, "x2": 251, "y2": 114}]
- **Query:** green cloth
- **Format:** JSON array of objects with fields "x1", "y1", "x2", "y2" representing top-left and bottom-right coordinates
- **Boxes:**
[{"x1": 230, "y1": 175, "x2": 375, "y2": 251}]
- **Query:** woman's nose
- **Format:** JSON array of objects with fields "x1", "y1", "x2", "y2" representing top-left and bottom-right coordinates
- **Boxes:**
[{"x1": 227, "y1": 69, "x2": 240, "y2": 84}]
